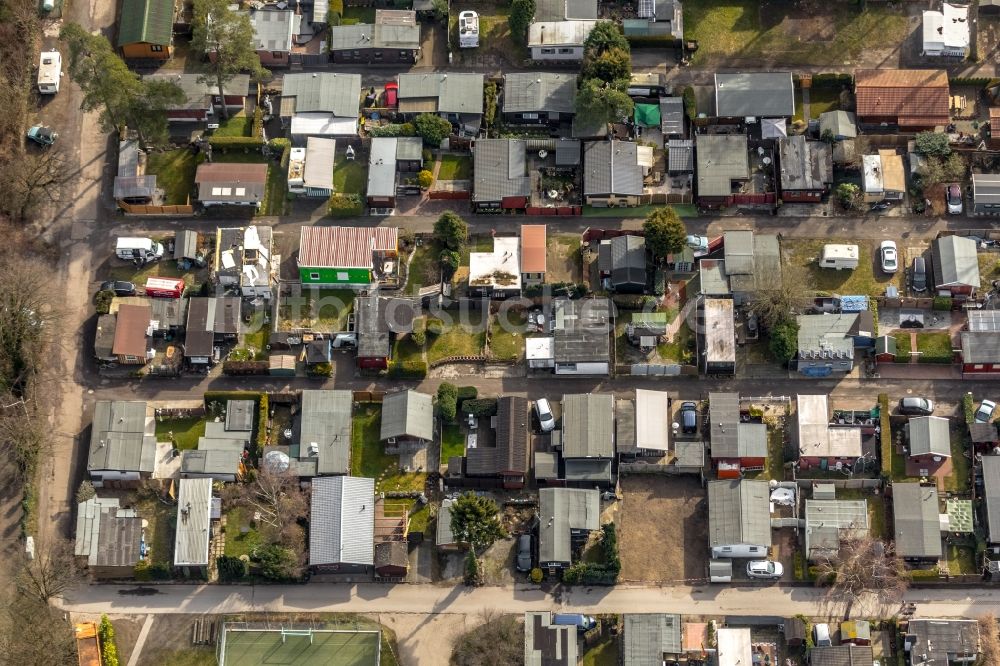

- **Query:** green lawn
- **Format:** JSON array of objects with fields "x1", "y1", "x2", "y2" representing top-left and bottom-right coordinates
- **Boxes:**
[
  {"x1": 437, "y1": 154, "x2": 472, "y2": 180},
  {"x1": 211, "y1": 153, "x2": 288, "y2": 216},
  {"x1": 946, "y1": 544, "x2": 978, "y2": 576},
  {"x1": 351, "y1": 405, "x2": 427, "y2": 492},
  {"x1": 392, "y1": 333, "x2": 425, "y2": 364},
  {"x1": 783, "y1": 239, "x2": 902, "y2": 296},
  {"x1": 914, "y1": 332, "x2": 955, "y2": 363},
  {"x1": 767, "y1": 428, "x2": 785, "y2": 481},
  {"x1": 213, "y1": 112, "x2": 253, "y2": 138},
  {"x1": 405, "y1": 245, "x2": 439, "y2": 294},
  {"x1": 490, "y1": 312, "x2": 526, "y2": 361},
  {"x1": 333, "y1": 158, "x2": 366, "y2": 194},
  {"x1": 441, "y1": 423, "x2": 465, "y2": 462},
  {"x1": 242, "y1": 326, "x2": 271, "y2": 360},
  {"x1": 657, "y1": 322, "x2": 694, "y2": 364},
  {"x1": 145, "y1": 648, "x2": 216, "y2": 666},
  {"x1": 221, "y1": 628, "x2": 380, "y2": 666},
  {"x1": 146, "y1": 148, "x2": 198, "y2": 205},
  {"x1": 582, "y1": 637, "x2": 619, "y2": 666},
  {"x1": 978, "y1": 253, "x2": 1000, "y2": 288},
  {"x1": 683, "y1": 0, "x2": 909, "y2": 66},
  {"x1": 450, "y1": 5, "x2": 526, "y2": 65},
  {"x1": 136, "y1": 495, "x2": 175, "y2": 567},
  {"x1": 155, "y1": 416, "x2": 206, "y2": 450},
  {"x1": 944, "y1": 432, "x2": 971, "y2": 493},
  {"x1": 341, "y1": 6, "x2": 375, "y2": 23},
  {"x1": 894, "y1": 333, "x2": 913, "y2": 363},
  {"x1": 224, "y1": 506, "x2": 263, "y2": 559},
  {"x1": 407, "y1": 501, "x2": 430, "y2": 533},
  {"x1": 107, "y1": 254, "x2": 205, "y2": 288},
  {"x1": 808, "y1": 86, "x2": 842, "y2": 119},
  {"x1": 426, "y1": 311, "x2": 486, "y2": 364}
]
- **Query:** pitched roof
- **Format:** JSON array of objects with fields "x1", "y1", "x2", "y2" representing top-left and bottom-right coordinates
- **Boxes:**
[
  {"x1": 117, "y1": 0, "x2": 173, "y2": 46},
  {"x1": 144, "y1": 73, "x2": 251, "y2": 110},
  {"x1": 819, "y1": 110, "x2": 858, "y2": 138},
  {"x1": 933, "y1": 235, "x2": 980, "y2": 288},
  {"x1": 584, "y1": 141, "x2": 644, "y2": 196},
  {"x1": 623, "y1": 614, "x2": 683, "y2": 664},
  {"x1": 854, "y1": 69, "x2": 950, "y2": 126},
  {"x1": 982, "y1": 456, "x2": 1000, "y2": 542},
  {"x1": 299, "y1": 226, "x2": 399, "y2": 269},
  {"x1": 714, "y1": 72, "x2": 795, "y2": 118},
  {"x1": 520, "y1": 225, "x2": 547, "y2": 274},
  {"x1": 397, "y1": 72, "x2": 484, "y2": 115},
  {"x1": 310, "y1": 476, "x2": 375, "y2": 566},
  {"x1": 697, "y1": 134, "x2": 749, "y2": 197},
  {"x1": 527, "y1": 20, "x2": 599, "y2": 47},
  {"x1": 173, "y1": 478, "x2": 213, "y2": 567},
  {"x1": 295, "y1": 390, "x2": 349, "y2": 475},
  {"x1": 562, "y1": 393, "x2": 615, "y2": 458},
  {"x1": 707, "y1": 479, "x2": 772, "y2": 549},
  {"x1": 810, "y1": 646, "x2": 875, "y2": 666},
  {"x1": 247, "y1": 8, "x2": 298, "y2": 53},
  {"x1": 779, "y1": 136, "x2": 833, "y2": 192},
  {"x1": 525, "y1": 612, "x2": 578, "y2": 666},
  {"x1": 495, "y1": 396, "x2": 529, "y2": 475},
  {"x1": 660, "y1": 97, "x2": 685, "y2": 135},
  {"x1": 538, "y1": 488, "x2": 600, "y2": 564},
  {"x1": 608, "y1": 235, "x2": 646, "y2": 288},
  {"x1": 195, "y1": 163, "x2": 267, "y2": 204},
  {"x1": 328, "y1": 10, "x2": 420, "y2": 50},
  {"x1": 907, "y1": 416, "x2": 952, "y2": 457},
  {"x1": 708, "y1": 393, "x2": 768, "y2": 459},
  {"x1": 473, "y1": 139, "x2": 530, "y2": 202},
  {"x1": 534, "y1": 0, "x2": 597, "y2": 20},
  {"x1": 804, "y1": 499, "x2": 869, "y2": 559},
  {"x1": 281, "y1": 73, "x2": 362, "y2": 118},
  {"x1": 380, "y1": 389, "x2": 434, "y2": 441},
  {"x1": 973, "y1": 172, "x2": 1000, "y2": 205},
  {"x1": 88, "y1": 401, "x2": 156, "y2": 474},
  {"x1": 503, "y1": 73, "x2": 576, "y2": 114},
  {"x1": 892, "y1": 483, "x2": 942, "y2": 558},
  {"x1": 112, "y1": 303, "x2": 150, "y2": 357}
]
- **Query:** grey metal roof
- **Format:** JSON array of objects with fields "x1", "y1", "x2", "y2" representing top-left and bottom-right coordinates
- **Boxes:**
[
  {"x1": 555, "y1": 139, "x2": 581, "y2": 166},
  {"x1": 534, "y1": 450, "x2": 559, "y2": 479},
  {"x1": 667, "y1": 139, "x2": 694, "y2": 172},
  {"x1": 906, "y1": 619, "x2": 980, "y2": 666},
  {"x1": 180, "y1": 449, "x2": 241, "y2": 477},
  {"x1": 810, "y1": 646, "x2": 875, "y2": 666},
  {"x1": 113, "y1": 175, "x2": 159, "y2": 200},
  {"x1": 609, "y1": 235, "x2": 647, "y2": 288},
  {"x1": 397, "y1": 72, "x2": 484, "y2": 115},
  {"x1": 660, "y1": 97, "x2": 685, "y2": 135},
  {"x1": 356, "y1": 296, "x2": 417, "y2": 359},
  {"x1": 933, "y1": 235, "x2": 980, "y2": 289},
  {"x1": 970, "y1": 422, "x2": 999, "y2": 443},
  {"x1": 796, "y1": 313, "x2": 858, "y2": 359},
  {"x1": 88, "y1": 401, "x2": 155, "y2": 474},
  {"x1": 552, "y1": 297, "x2": 612, "y2": 365},
  {"x1": 714, "y1": 72, "x2": 795, "y2": 117},
  {"x1": 144, "y1": 72, "x2": 250, "y2": 110},
  {"x1": 707, "y1": 479, "x2": 772, "y2": 549},
  {"x1": 968, "y1": 309, "x2": 1000, "y2": 332},
  {"x1": 327, "y1": 10, "x2": 420, "y2": 51},
  {"x1": 892, "y1": 483, "x2": 942, "y2": 559},
  {"x1": 819, "y1": 110, "x2": 858, "y2": 139},
  {"x1": 616, "y1": 398, "x2": 637, "y2": 454},
  {"x1": 973, "y1": 173, "x2": 1000, "y2": 205},
  {"x1": 983, "y1": 456, "x2": 1000, "y2": 543},
  {"x1": 563, "y1": 458, "x2": 613, "y2": 483},
  {"x1": 562, "y1": 393, "x2": 614, "y2": 458},
  {"x1": 380, "y1": 389, "x2": 434, "y2": 441},
  {"x1": 436, "y1": 497, "x2": 458, "y2": 547},
  {"x1": 623, "y1": 614, "x2": 683, "y2": 664},
  {"x1": 538, "y1": 488, "x2": 600, "y2": 564},
  {"x1": 503, "y1": 73, "x2": 576, "y2": 114},
  {"x1": 804, "y1": 499, "x2": 869, "y2": 560},
  {"x1": 473, "y1": 139, "x2": 530, "y2": 202},
  {"x1": 525, "y1": 612, "x2": 578, "y2": 666},
  {"x1": 584, "y1": 141, "x2": 644, "y2": 196},
  {"x1": 779, "y1": 136, "x2": 833, "y2": 192},
  {"x1": 94, "y1": 314, "x2": 116, "y2": 359},
  {"x1": 173, "y1": 477, "x2": 213, "y2": 567},
  {"x1": 697, "y1": 134, "x2": 749, "y2": 198},
  {"x1": 699, "y1": 259, "x2": 730, "y2": 296},
  {"x1": 906, "y1": 416, "x2": 951, "y2": 457},
  {"x1": 226, "y1": 399, "x2": 256, "y2": 432},
  {"x1": 246, "y1": 8, "x2": 297, "y2": 52},
  {"x1": 174, "y1": 230, "x2": 199, "y2": 260},
  {"x1": 309, "y1": 476, "x2": 375, "y2": 566},
  {"x1": 535, "y1": 0, "x2": 597, "y2": 19},
  {"x1": 708, "y1": 392, "x2": 739, "y2": 458},
  {"x1": 299, "y1": 390, "x2": 353, "y2": 475},
  {"x1": 281, "y1": 72, "x2": 362, "y2": 118}
]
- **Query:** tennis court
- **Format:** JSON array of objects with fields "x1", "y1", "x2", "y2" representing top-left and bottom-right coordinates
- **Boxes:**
[{"x1": 219, "y1": 627, "x2": 381, "y2": 665}]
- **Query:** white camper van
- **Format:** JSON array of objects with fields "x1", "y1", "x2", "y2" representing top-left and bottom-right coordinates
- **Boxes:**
[
  {"x1": 37, "y1": 50, "x2": 62, "y2": 95},
  {"x1": 115, "y1": 237, "x2": 165, "y2": 263},
  {"x1": 819, "y1": 244, "x2": 859, "y2": 270}
]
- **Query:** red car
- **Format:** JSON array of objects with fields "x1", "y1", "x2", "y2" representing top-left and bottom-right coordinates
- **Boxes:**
[{"x1": 383, "y1": 82, "x2": 398, "y2": 109}]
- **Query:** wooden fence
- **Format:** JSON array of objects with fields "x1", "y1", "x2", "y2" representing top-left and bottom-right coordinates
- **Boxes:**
[
  {"x1": 353, "y1": 390, "x2": 386, "y2": 404},
  {"x1": 120, "y1": 202, "x2": 195, "y2": 216}
]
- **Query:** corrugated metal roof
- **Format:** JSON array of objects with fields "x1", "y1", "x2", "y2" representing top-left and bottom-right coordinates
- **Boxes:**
[
  {"x1": 623, "y1": 614, "x2": 683, "y2": 664},
  {"x1": 697, "y1": 134, "x2": 749, "y2": 198},
  {"x1": 907, "y1": 416, "x2": 952, "y2": 457},
  {"x1": 473, "y1": 138, "x2": 531, "y2": 202},
  {"x1": 310, "y1": 476, "x2": 375, "y2": 566},
  {"x1": 892, "y1": 483, "x2": 942, "y2": 559},
  {"x1": 180, "y1": 449, "x2": 241, "y2": 477},
  {"x1": 804, "y1": 499, "x2": 869, "y2": 559},
  {"x1": 246, "y1": 8, "x2": 297, "y2": 52},
  {"x1": 667, "y1": 139, "x2": 694, "y2": 173},
  {"x1": 174, "y1": 230, "x2": 199, "y2": 260},
  {"x1": 397, "y1": 72, "x2": 484, "y2": 115},
  {"x1": 933, "y1": 235, "x2": 980, "y2": 288},
  {"x1": 660, "y1": 98, "x2": 685, "y2": 135},
  {"x1": 117, "y1": 0, "x2": 173, "y2": 47},
  {"x1": 810, "y1": 646, "x2": 875, "y2": 666},
  {"x1": 538, "y1": 488, "x2": 600, "y2": 564},
  {"x1": 299, "y1": 390, "x2": 353, "y2": 475},
  {"x1": 973, "y1": 172, "x2": 1000, "y2": 205},
  {"x1": 555, "y1": 139, "x2": 581, "y2": 166},
  {"x1": 707, "y1": 479, "x2": 772, "y2": 549},
  {"x1": 88, "y1": 401, "x2": 155, "y2": 474},
  {"x1": 635, "y1": 390, "x2": 670, "y2": 451},
  {"x1": 714, "y1": 72, "x2": 795, "y2": 117},
  {"x1": 984, "y1": 456, "x2": 1000, "y2": 542},
  {"x1": 436, "y1": 498, "x2": 459, "y2": 547},
  {"x1": 380, "y1": 389, "x2": 434, "y2": 441},
  {"x1": 534, "y1": 0, "x2": 597, "y2": 20},
  {"x1": 709, "y1": 393, "x2": 740, "y2": 458},
  {"x1": 75, "y1": 496, "x2": 120, "y2": 558},
  {"x1": 503, "y1": 72, "x2": 576, "y2": 114},
  {"x1": 299, "y1": 226, "x2": 399, "y2": 269},
  {"x1": 525, "y1": 612, "x2": 578, "y2": 666},
  {"x1": 584, "y1": 141, "x2": 644, "y2": 196},
  {"x1": 174, "y1": 478, "x2": 213, "y2": 567},
  {"x1": 144, "y1": 73, "x2": 250, "y2": 110},
  {"x1": 854, "y1": 69, "x2": 950, "y2": 124},
  {"x1": 609, "y1": 235, "x2": 646, "y2": 288},
  {"x1": 562, "y1": 393, "x2": 614, "y2": 458},
  {"x1": 281, "y1": 72, "x2": 362, "y2": 118}
]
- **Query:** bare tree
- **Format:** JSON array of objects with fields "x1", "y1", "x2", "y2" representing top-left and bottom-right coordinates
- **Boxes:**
[
  {"x1": 0, "y1": 147, "x2": 75, "y2": 222},
  {"x1": 237, "y1": 467, "x2": 308, "y2": 537},
  {"x1": 814, "y1": 535, "x2": 909, "y2": 617},
  {"x1": 15, "y1": 537, "x2": 82, "y2": 603},
  {"x1": 451, "y1": 609, "x2": 524, "y2": 666},
  {"x1": 746, "y1": 263, "x2": 815, "y2": 330},
  {"x1": 980, "y1": 614, "x2": 1000, "y2": 666},
  {"x1": 0, "y1": 591, "x2": 77, "y2": 666}
]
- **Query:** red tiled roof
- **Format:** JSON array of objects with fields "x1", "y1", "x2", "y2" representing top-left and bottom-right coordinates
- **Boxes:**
[
  {"x1": 113, "y1": 303, "x2": 151, "y2": 357},
  {"x1": 195, "y1": 162, "x2": 268, "y2": 184},
  {"x1": 854, "y1": 69, "x2": 950, "y2": 123},
  {"x1": 299, "y1": 226, "x2": 399, "y2": 268},
  {"x1": 520, "y1": 225, "x2": 546, "y2": 273}
]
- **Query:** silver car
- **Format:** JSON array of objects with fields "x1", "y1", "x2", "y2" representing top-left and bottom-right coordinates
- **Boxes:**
[{"x1": 746, "y1": 560, "x2": 784, "y2": 580}]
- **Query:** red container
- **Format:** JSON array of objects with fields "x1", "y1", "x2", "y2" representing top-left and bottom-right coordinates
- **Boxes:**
[{"x1": 144, "y1": 277, "x2": 185, "y2": 299}]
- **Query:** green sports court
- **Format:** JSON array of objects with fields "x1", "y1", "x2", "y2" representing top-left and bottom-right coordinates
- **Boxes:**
[{"x1": 218, "y1": 626, "x2": 381, "y2": 665}]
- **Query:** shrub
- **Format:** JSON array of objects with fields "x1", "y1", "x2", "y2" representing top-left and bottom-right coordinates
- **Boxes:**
[
  {"x1": 932, "y1": 296, "x2": 953, "y2": 311},
  {"x1": 414, "y1": 113, "x2": 453, "y2": 146},
  {"x1": 389, "y1": 359, "x2": 428, "y2": 378},
  {"x1": 134, "y1": 560, "x2": 151, "y2": 581},
  {"x1": 98, "y1": 615, "x2": 119, "y2": 666},
  {"x1": 463, "y1": 398, "x2": 498, "y2": 417},
  {"x1": 76, "y1": 480, "x2": 96, "y2": 503},
  {"x1": 418, "y1": 169, "x2": 433, "y2": 188},
  {"x1": 812, "y1": 72, "x2": 853, "y2": 86},
  {"x1": 963, "y1": 392, "x2": 976, "y2": 425},
  {"x1": 682, "y1": 86, "x2": 696, "y2": 120},
  {"x1": 217, "y1": 555, "x2": 248, "y2": 582},
  {"x1": 252, "y1": 105, "x2": 264, "y2": 138},
  {"x1": 464, "y1": 550, "x2": 483, "y2": 586},
  {"x1": 327, "y1": 0, "x2": 344, "y2": 24},
  {"x1": 95, "y1": 289, "x2": 114, "y2": 314},
  {"x1": 255, "y1": 393, "x2": 269, "y2": 458},
  {"x1": 207, "y1": 135, "x2": 266, "y2": 151},
  {"x1": 308, "y1": 362, "x2": 333, "y2": 377},
  {"x1": 427, "y1": 319, "x2": 444, "y2": 336},
  {"x1": 437, "y1": 382, "x2": 458, "y2": 422},
  {"x1": 411, "y1": 328, "x2": 426, "y2": 346},
  {"x1": 529, "y1": 567, "x2": 543, "y2": 584},
  {"x1": 367, "y1": 122, "x2": 416, "y2": 138},
  {"x1": 149, "y1": 562, "x2": 172, "y2": 580},
  {"x1": 456, "y1": 386, "x2": 478, "y2": 411},
  {"x1": 328, "y1": 193, "x2": 364, "y2": 218}
]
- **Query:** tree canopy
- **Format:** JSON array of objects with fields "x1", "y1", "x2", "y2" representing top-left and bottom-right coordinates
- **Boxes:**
[
  {"x1": 581, "y1": 46, "x2": 631, "y2": 84},
  {"x1": 433, "y1": 211, "x2": 468, "y2": 251},
  {"x1": 508, "y1": 0, "x2": 535, "y2": 44},
  {"x1": 573, "y1": 78, "x2": 634, "y2": 129},
  {"x1": 747, "y1": 263, "x2": 813, "y2": 330},
  {"x1": 449, "y1": 492, "x2": 506, "y2": 551},
  {"x1": 768, "y1": 320, "x2": 799, "y2": 364},
  {"x1": 583, "y1": 21, "x2": 629, "y2": 56},
  {"x1": 414, "y1": 113, "x2": 453, "y2": 147},
  {"x1": 914, "y1": 131, "x2": 951, "y2": 157},
  {"x1": 642, "y1": 207, "x2": 687, "y2": 261}
]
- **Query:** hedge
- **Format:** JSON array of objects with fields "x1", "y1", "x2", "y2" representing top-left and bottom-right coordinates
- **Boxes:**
[
  {"x1": 95, "y1": 290, "x2": 114, "y2": 314},
  {"x1": 217, "y1": 555, "x2": 248, "y2": 582},
  {"x1": 255, "y1": 394, "x2": 269, "y2": 458},
  {"x1": 222, "y1": 360, "x2": 269, "y2": 375},
  {"x1": 611, "y1": 294, "x2": 659, "y2": 310},
  {"x1": 252, "y1": 105, "x2": 264, "y2": 138},
  {"x1": 963, "y1": 393, "x2": 976, "y2": 425},
  {"x1": 207, "y1": 135, "x2": 266, "y2": 151},
  {"x1": 389, "y1": 359, "x2": 428, "y2": 378},
  {"x1": 878, "y1": 393, "x2": 892, "y2": 478},
  {"x1": 437, "y1": 382, "x2": 458, "y2": 422},
  {"x1": 328, "y1": 193, "x2": 364, "y2": 218},
  {"x1": 463, "y1": 398, "x2": 498, "y2": 417},
  {"x1": 98, "y1": 615, "x2": 119, "y2": 666},
  {"x1": 368, "y1": 122, "x2": 416, "y2": 138},
  {"x1": 949, "y1": 77, "x2": 997, "y2": 87},
  {"x1": 682, "y1": 86, "x2": 696, "y2": 120},
  {"x1": 456, "y1": 386, "x2": 478, "y2": 411},
  {"x1": 626, "y1": 35, "x2": 680, "y2": 48},
  {"x1": 909, "y1": 568, "x2": 942, "y2": 580},
  {"x1": 811, "y1": 72, "x2": 853, "y2": 86}
]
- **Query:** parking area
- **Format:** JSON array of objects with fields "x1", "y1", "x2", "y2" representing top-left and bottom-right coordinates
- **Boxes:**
[{"x1": 617, "y1": 476, "x2": 708, "y2": 583}]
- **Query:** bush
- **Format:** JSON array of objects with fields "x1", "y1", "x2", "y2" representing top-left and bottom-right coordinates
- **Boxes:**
[
  {"x1": 682, "y1": 86, "x2": 696, "y2": 120},
  {"x1": 149, "y1": 562, "x2": 172, "y2": 580},
  {"x1": 418, "y1": 169, "x2": 433, "y2": 188},
  {"x1": 464, "y1": 550, "x2": 483, "y2": 586},
  {"x1": 327, "y1": 0, "x2": 344, "y2": 24},
  {"x1": 389, "y1": 358, "x2": 428, "y2": 378},
  {"x1": 207, "y1": 135, "x2": 266, "y2": 151},
  {"x1": 217, "y1": 555, "x2": 248, "y2": 582},
  {"x1": 463, "y1": 398, "x2": 498, "y2": 417},
  {"x1": 95, "y1": 289, "x2": 114, "y2": 314},
  {"x1": 427, "y1": 319, "x2": 444, "y2": 336},
  {"x1": 438, "y1": 382, "x2": 458, "y2": 422},
  {"x1": 98, "y1": 615, "x2": 119, "y2": 666},
  {"x1": 414, "y1": 113, "x2": 453, "y2": 146},
  {"x1": 367, "y1": 122, "x2": 416, "y2": 138},
  {"x1": 328, "y1": 193, "x2": 364, "y2": 218},
  {"x1": 255, "y1": 394, "x2": 269, "y2": 458},
  {"x1": 812, "y1": 72, "x2": 853, "y2": 86},
  {"x1": 456, "y1": 386, "x2": 478, "y2": 412},
  {"x1": 308, "y1": 362, "x2": 333, "y2": 377},
  {"x1": 411, "y1": 328, "x2": 426, "y2": 346},
  {"x1": 133, "y1": 560, "x2": 151, "y2": 581},
  {"x1": 932, "y1": 296, "x2": 953, "y2": 311},
  {"x1": 529, "y1": 567, "x2": 543, "y2": 584},
  {"x1": 963, "y1": 392, "x2": 976, "y2": 425}
]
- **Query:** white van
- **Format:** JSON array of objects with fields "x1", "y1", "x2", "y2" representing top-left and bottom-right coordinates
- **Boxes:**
[
  {"x1": 819, "y1": 244, "x2": 859, "y2": 270},
  {"x1": 115, "y1": 237, "x2": 165, "y2": 263},
  {"x1": 711, "y1": 544, "x2": 769, "y2": 559},
  {"x1": 37, "y1": 50, "x2": 61, "y2": 95}
]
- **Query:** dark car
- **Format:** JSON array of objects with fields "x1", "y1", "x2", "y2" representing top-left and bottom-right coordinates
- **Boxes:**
[
  {"x1": 680, "y1": 401, "x2": 698, "y2": 434},
  {"x1": 898, "y1": 397, "x2": 934, "y2": 416},
  {"x1": 516, "y1": 534, "x2": 532, "y2": 572},
  {"x1": 911, "y1": 256, "x2": 928, "y2": 293},
  {"x1": 99, "y1": 280, "x2": 137, "y2": 296}
]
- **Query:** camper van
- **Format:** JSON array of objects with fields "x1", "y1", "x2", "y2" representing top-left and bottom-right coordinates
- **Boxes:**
[
  {"x1": 37, "y1": 50, "x2": 61, "y2": 95},
  {"x1": 458, "y1": 11, "x2": 479, "y2": 48},
  {"x1": 819, "y1": 244, "x2": 859, "y2": 270},
  {"x1": 115, "y1": 237, "x2": 165, "y2": 263}
]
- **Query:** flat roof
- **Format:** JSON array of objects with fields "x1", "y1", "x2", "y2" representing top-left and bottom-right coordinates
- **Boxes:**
[
  {"x1": 797, "y1": 394, "x2": 863, "y2": 459},
  {"x1": 702, "y1": 297, "x2": 735, "y2": 363},
  {"x1": 469, "y1": 236, "x2": 522, "y2": 291},
  {"x1": 173, "y1": 478, "x2": 213, "y2": 567},
  {"x1": 635, "y1": 389, "x2": 670, "y2": 452}
]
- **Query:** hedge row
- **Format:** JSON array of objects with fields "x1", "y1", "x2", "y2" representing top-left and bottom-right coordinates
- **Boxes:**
[
  {"x1": 368, "y1": 122, "x2": 416, "y2": 138},
  {"x1": 255, "y1": 394, "x2": 269, "y2": 458},
  {"x1": 98, "y1": 615, "x2": 119, "y2": 666},
  {"x1": 389, "y1": 359, "x2": 428, "y2": 378},
  {"x1": 463, "y1": 398, "x2": 498, "y2": 417},
  {"x1": 222, "y1": 360, "x2": 269, "y2": 375},
  {"x1": 328, "y1": 193, "x2": 364, "y2": 218},
  {"x1": 207, "y1": 135, "x2": 266, "y2": 150},
  {"x1": 878, "y1": 393, "x2": 892, "y2": 478}
]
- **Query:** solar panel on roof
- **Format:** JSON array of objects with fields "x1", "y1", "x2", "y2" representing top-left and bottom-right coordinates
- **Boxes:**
[{"x1": 638, "y1": 0, "x2": 654, "y2": 18}]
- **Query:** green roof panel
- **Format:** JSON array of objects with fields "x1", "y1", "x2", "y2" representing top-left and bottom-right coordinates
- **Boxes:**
[
  {"x1": 634, "y1": 103, "x2": 661, "y2": 128},
  {"x1": 118, "y1": 0, "x2": 174, "y2": 47}
]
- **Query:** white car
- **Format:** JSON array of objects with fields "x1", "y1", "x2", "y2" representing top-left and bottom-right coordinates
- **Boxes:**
[
  {"x1": 535, "y1": 398, "x2": 555, "y2": 432},
  {"x1": 879, "y1": 240, "x2": 898, "y2": 274},
  {"x1": 746, "y1": 560, "x2": 783, "y2": 580},
  {"x1": 975, "y1": 399, "x2": 997, "y2": 424}
]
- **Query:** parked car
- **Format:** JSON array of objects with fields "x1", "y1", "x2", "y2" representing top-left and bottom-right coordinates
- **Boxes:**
[
  {"x1": 746, "y1": 560, "x2": 784, "y2": 580},
  {"x1": 99, "y1": 280, "x2": 136, "y2": 297},
  {"x1": 975, "y1": 399, "x2": 997, "y2": 424},
  {"x1": 26, "y1": 125, "x2": 57, "y2": 146},
  {"x1": 911, "y1": 256, "x2": 928, "y2": 293},
  {"x1": 946, "y1": 183, "x2": 964, "y2": 215},
  {"x1": 383, "y1": 81, "x2": 398, "y2": 108},
  {"x1": 813, "y1": 623, "x2": 833, "y2": 647},
  {"x1": 686, "y1": 235, "x2": 709, "y2": 257},
  {"x1": 679, "y1": 401, "x2": 698, "y2": 434},
  {"x1": 535, "y1": 398, "x2": 555, "y2": 433},
  {"x1": 898, "y1": 397, "x2": 934, "y2": 416},
  {"x1": 516, "y1": 534, "x2": 532, "y2": 572},
  {"x1": 879, "y1": 240, "x2": 898, "y2": 274}
]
